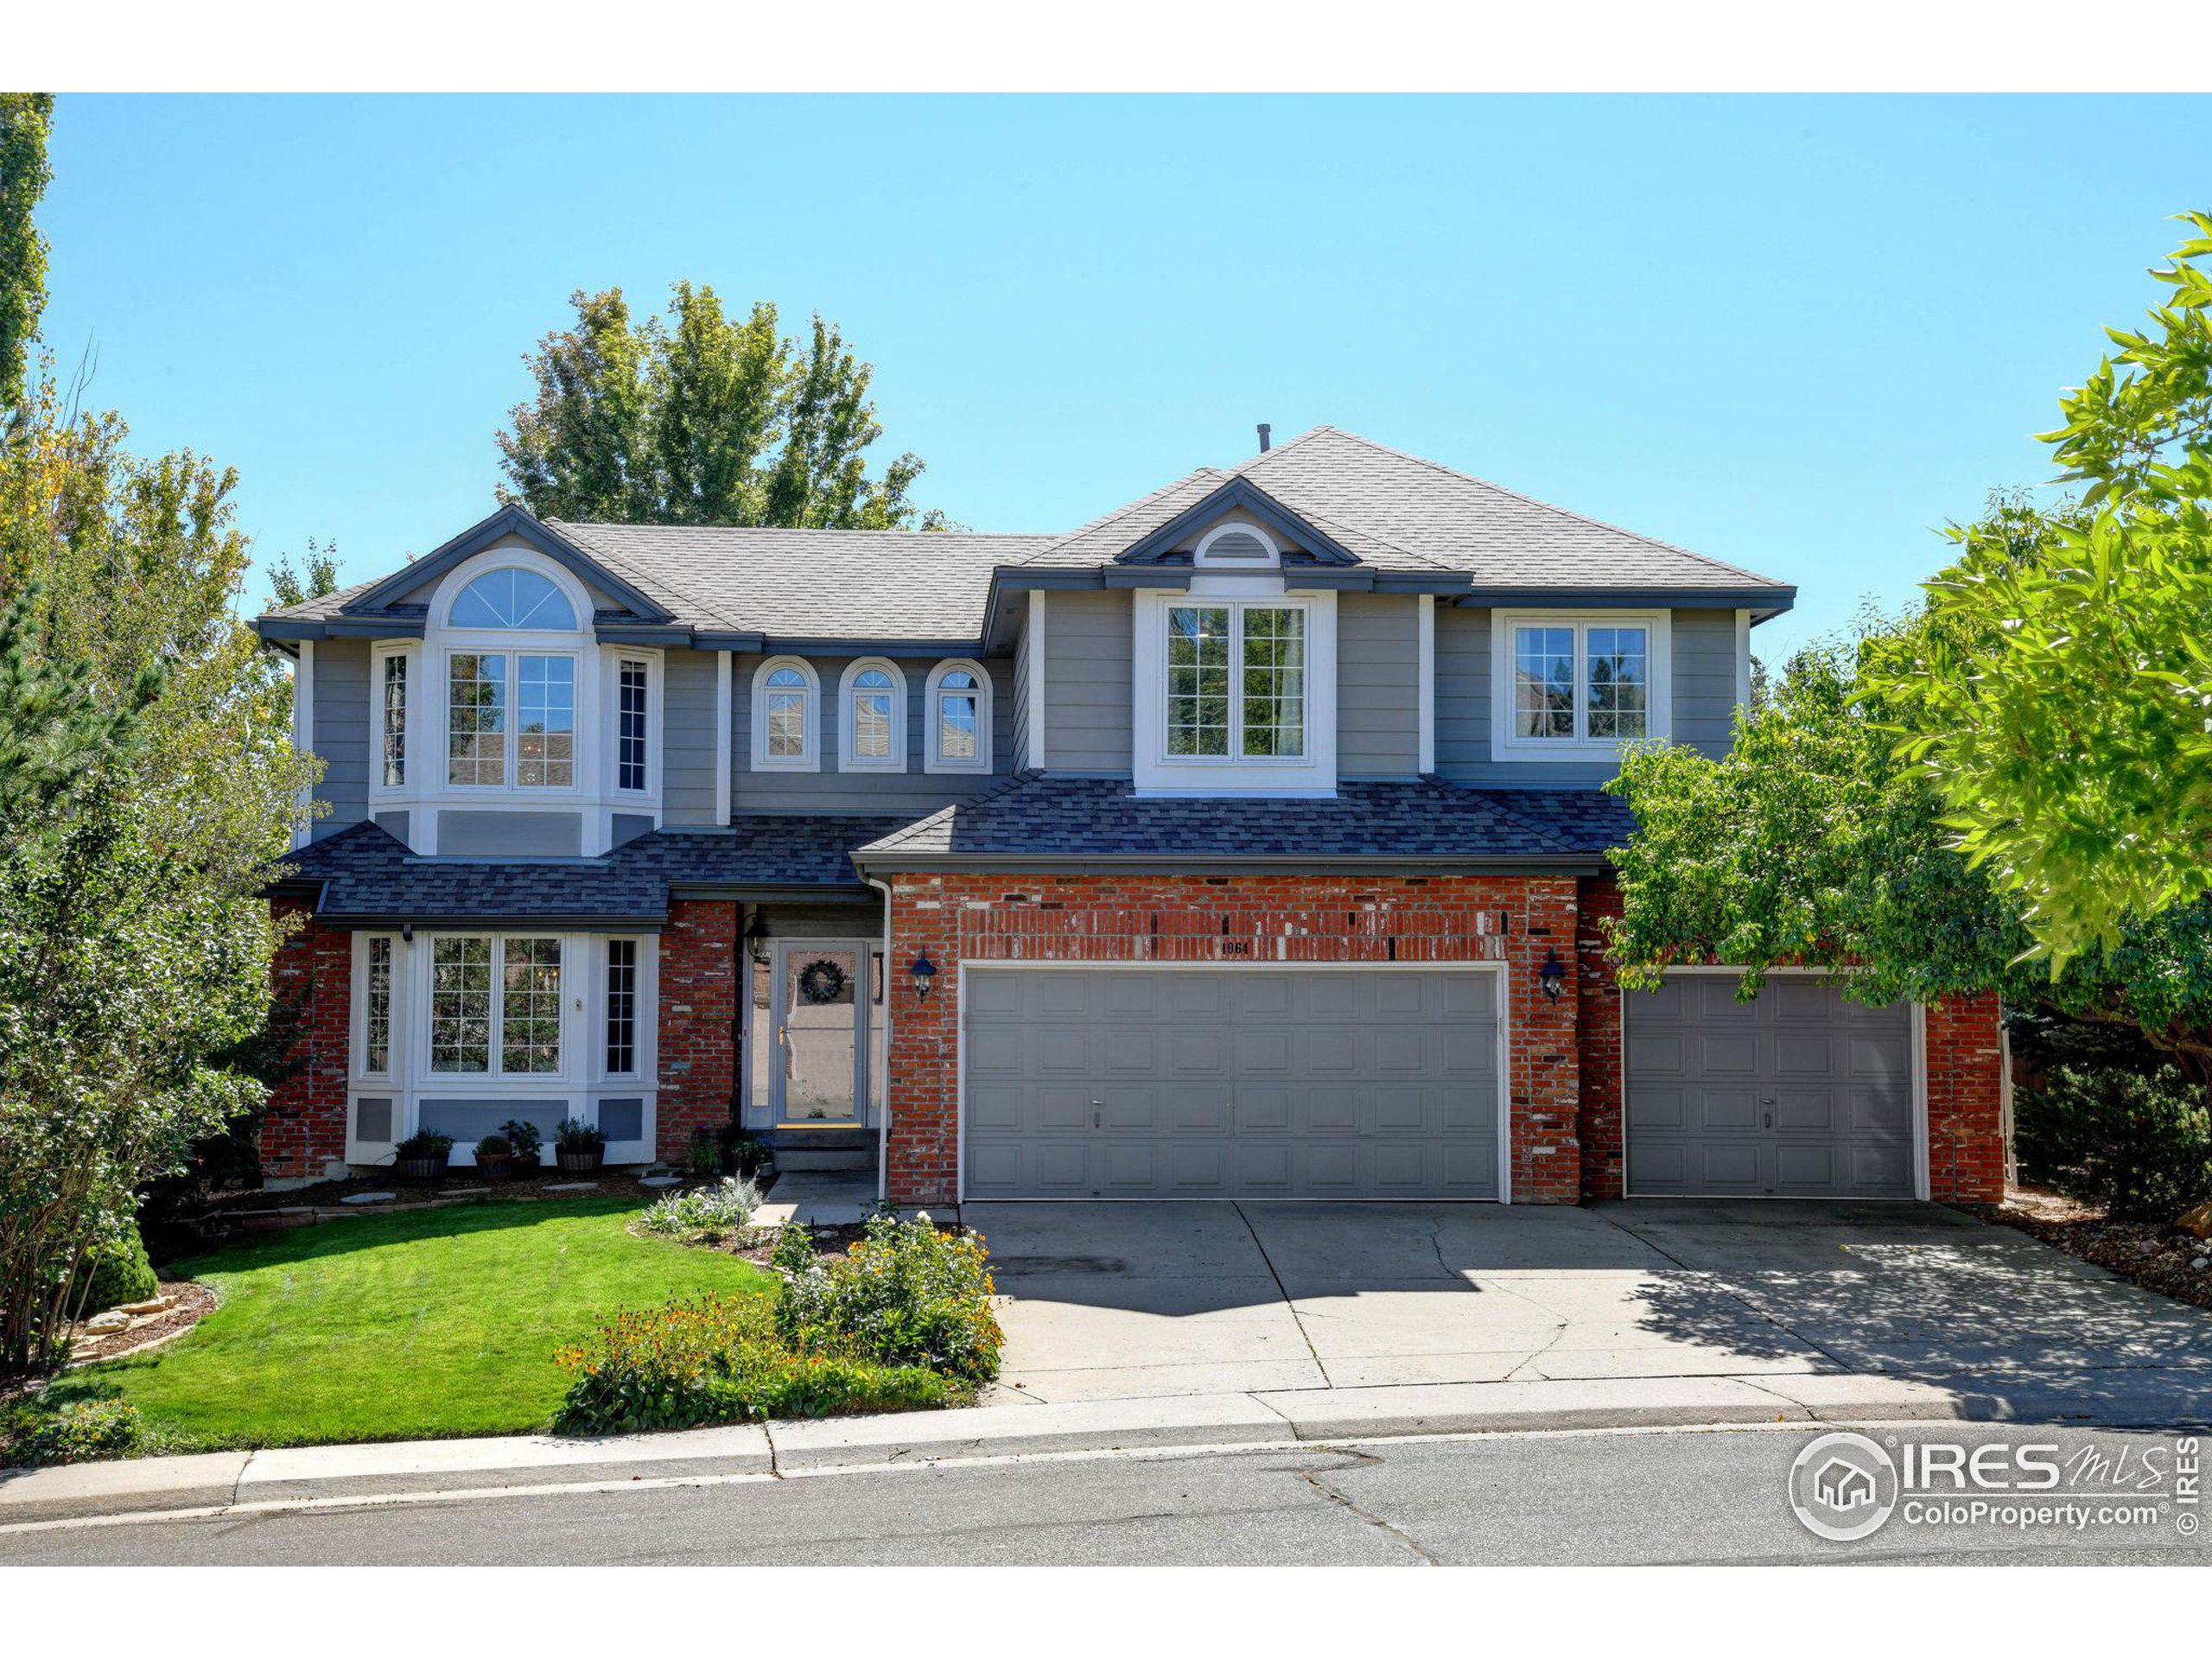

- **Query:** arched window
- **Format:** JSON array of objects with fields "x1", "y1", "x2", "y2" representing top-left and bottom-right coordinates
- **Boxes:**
[
  {"x1": 925, "y1": 659, "x2": 993, "y2": 774},
  {"x1": 838, "y1": 659, "x2": 906, "y2": 772},
  {"x1": 752, "y1": 658, "x2": 819, "y2": 771},
  {"x1": 447, "y1": 567, "x2": 578, "y2": 631}
]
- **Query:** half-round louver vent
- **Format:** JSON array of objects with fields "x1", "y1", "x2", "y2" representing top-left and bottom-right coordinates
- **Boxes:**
[{"x1": 1195, "y1": 525, "x2": 1279, "y2": 566}]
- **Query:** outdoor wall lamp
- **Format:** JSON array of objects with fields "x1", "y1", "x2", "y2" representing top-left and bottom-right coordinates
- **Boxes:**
[
  {"x1": 743, "y1": 911, "x2": 770, "y2": 967},
  {"x1": 910, "y1": 952, "x2": 938, "y2": 1000},
  {"x1": 1538, "y1": 949, "x2": 1566, "y2": 1001}
]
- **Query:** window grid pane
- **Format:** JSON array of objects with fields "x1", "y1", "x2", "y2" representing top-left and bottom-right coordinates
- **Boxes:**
[
  {"x1": 364, "y1": 936, "x2": 392, "y2": 1074},
  {"x1": 766, "y1": 690, "x2": 807, "y2": 757},
  {"x1": 447, "y1": 653, "x2": 506, "y2": 785},
  {"x1": 606, "y1": 939, "x2": 637, "y2": 1076},
  {"x1": 1586, "y1": 626, "x2": 1649, "y2": 740},
  {"x1": 500, "y1": 938, "x2": 563, "y2": 1075},
  {"x1": 938, "y1": 690, "x2": 979, "y2": 760},
  {"x1": 1514, "y1": 627, "x2": 1577, "y2": 740},
  {"x1": 1166, "y1": 606, "x2": 1231, "y2": 756},
  {"x1": 618, "y1": 659, "x2": 648, "y2": 791},
  {"x1": 429, "y1": 937, "x2": 493, "y2": 1072},
  {"x1": 1239, "y1": 607, "x2": 1306, "y2": 758},
  {"x1": 380, "y1": 656, "x2": 407, "y2": 788},
  {"x1": 448, "y1": 568, "x2": 577, "y2": 631},
  {"x1": 516, "y1": 655, "x2": 575, "y2": 788},
  {"x1": 852, "y1": 669, "x2": 894, "y2": 760}
]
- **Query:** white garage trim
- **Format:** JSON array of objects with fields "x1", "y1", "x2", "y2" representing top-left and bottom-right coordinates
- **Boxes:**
[
  {"x1": 955, "y1": 959, "x2": 1513, "y2": 1205},
  {"x1": 1618, "y1": 965, "x2": 1929, "y2": 1201}
]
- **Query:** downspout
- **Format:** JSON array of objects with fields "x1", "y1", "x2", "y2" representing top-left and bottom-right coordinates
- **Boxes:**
[{"x1": 864, "y1": 875, "x2": 894, "y2": 1207}]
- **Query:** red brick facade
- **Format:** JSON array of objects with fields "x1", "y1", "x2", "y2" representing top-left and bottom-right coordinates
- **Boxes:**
[
  {"x1": 655, "y1": 899, "x2": 738, "y2": 1165},
  {"x1": 881, "y1": 871, "x2": 1592, "y2": 1207},
  {"x1": 1923, "y1": 989, "x2": 2006, "y2": 1202},
  {"x1": 1574, "y1": 873, "x2": 1627, "y2": 1200},
  {"x1": 262, "y1": 903, "x2": 352, "y2": 1183}
]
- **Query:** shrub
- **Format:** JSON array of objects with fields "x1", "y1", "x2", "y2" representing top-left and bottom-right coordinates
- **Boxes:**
[
  {"x1": 774, "y1": 1209, "x2": 1003, "y2": 1383},
  {"x1": 474, "y1": 1134, "x2": 512, "y2": 1159},
  {"x1": 2, "y1": 1396, "x2": 143, "y2": 1466},
  {"x1": 686, "y1": 1127, "x2": 721, "y2": 1179},
  {"x1": 394, "y1": 1128, "x2": 454, "y2": 1159},
  {"x1": 551, "y1": 1294, "x2": 952, "y2": 1434},
  {"x1": 79, "y1": 1224, "x2": 157, "y2": 1315},
  {"x1": 640, "y1": 1177, "x2": 762, "y2": 1238},
  {"x1": 554, "y1": 1117, "x2": 606, "y2": 1153},
  {"x1": 499, "y1": 1118, "x2": 543, "y2": 1156},
  {"x1": 2015, "y1": 1063, "x2": 2212, "y2": 1221}
]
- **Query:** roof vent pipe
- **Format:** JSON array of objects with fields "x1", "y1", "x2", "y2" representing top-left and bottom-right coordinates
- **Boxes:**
[{"x1": 1256, "y1": 423, "x2": 1272, "y2": 453}]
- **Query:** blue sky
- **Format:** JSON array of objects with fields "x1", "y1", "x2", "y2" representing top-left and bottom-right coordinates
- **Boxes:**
[{"x1": 35, "y1": 93, "x2": 2212, "y2": 658}]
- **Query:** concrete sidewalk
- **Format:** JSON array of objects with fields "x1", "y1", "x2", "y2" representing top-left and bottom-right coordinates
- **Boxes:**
[{"x1": 6, "y1": 1365, "x2": 2202, "y2": 1529}]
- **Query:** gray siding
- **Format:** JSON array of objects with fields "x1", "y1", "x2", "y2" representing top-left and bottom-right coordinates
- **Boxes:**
[
  {"x1": 310, "y1": 638, "x2": 372, "y2": 837},
  {"x1": 1041, "y1": 590, "x2": 1132, "y2": 774},
  {"x1": 663, "y1": 650, "x2": 722, "y2": 826},
  {"x1": 436, "y1": 810, "x2": 583, "y2": 856},
  {"x1": 730, "y1": 655, "x2": 1016, "y2": 816},
  {"x1": 1671, "y1": 608, "x2": 1740, "y2": 760},
  {"x1": 1011, "y1": 606, "x2": 1033, "y2": 772},
  {"x1": 1434, "y1": 607, "x2": 1743, "y2": 789},
  {"x1": 1336, "y1": 594, "x2": 1421, "y2": 779}
]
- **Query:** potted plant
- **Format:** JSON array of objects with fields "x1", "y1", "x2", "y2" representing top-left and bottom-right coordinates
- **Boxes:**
[
  {"x1": 393, "y1": 1128, "x2": 454, "y2": 1182},
  {"x1": 500, "y1": 1117, "x2": 543, "y2": 1175},
  {"x1": 687, "y1": 1126, "x2": 721, "y2": 1180},
  {"x1": 553, "y1": 1116, "x2": 606, "y2": 1174},
  {"x1": 474, "y1": 1133, "x2": 514, "y2": 1180},
  {"x1": 717, "y1": 1122, "x2": 772, "y2": 1180}
]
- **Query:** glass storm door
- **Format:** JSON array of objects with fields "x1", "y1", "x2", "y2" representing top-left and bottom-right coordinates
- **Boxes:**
[{"x1": 772, "y1": 944, "x2": 866, "y2": 1125}]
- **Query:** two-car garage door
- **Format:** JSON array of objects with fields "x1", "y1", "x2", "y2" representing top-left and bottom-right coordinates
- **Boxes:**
[{"x1": 963, "y1": 967, "x2": 1503, "y2": 1200}]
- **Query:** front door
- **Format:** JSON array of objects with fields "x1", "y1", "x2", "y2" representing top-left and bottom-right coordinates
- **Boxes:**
[{"x1": 771, "y1": 943, "x2": 869, "y2": 1127}]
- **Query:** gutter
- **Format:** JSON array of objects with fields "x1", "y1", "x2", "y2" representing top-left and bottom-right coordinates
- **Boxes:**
[{"x1": 849, "y1": 852, "x2": 1614, "y2": 878}]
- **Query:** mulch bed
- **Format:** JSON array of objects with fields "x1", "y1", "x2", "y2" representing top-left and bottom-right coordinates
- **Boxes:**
[
  {"x1": 1971, "y1": 1186, "x2": 2212, "y2": 1313},
  {"x1": 62, "y1": 1281, "x2": 218, "y2": 1368}
]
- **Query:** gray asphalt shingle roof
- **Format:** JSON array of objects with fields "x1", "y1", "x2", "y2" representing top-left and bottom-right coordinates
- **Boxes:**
[{"x1": 850, "y1": 774, "x2": 1634, "y2": 867}]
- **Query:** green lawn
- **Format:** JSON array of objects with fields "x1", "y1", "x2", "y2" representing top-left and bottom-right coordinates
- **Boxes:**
[{"x1": 72, "y1": 1198, "x2": 772, "y2": 1452}]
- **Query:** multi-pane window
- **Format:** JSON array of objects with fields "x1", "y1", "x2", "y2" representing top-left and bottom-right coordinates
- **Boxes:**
[
  {"x1": 1511, "y1": 621, "x2": 1651, "y2": 745},
  {"x1": 364, "y1": 936, "x2": 393, "y2": 1074},
  {"x1": 447, "y1": 653, "x2": 507, "y2": 785},
  {"x1": 379, "y1": 655, "x2": 408, "y2": 788},
  {"x1": 501, "y1": 938, "x2": 563, "y2": 1074},
  {"x1": 429, "y1": 937, "x2": 494, "y2": 1072},
  {"x1": 1165, "y1": 603, "x2": 1306, "y2": 760},
  {"x1": 606, "y1": 939, "x2": 638, "y2": 1075},
  {"x1": 936, "y1": 669, "x2": 980, "y2": 763},
  {"x1": 849, "y1": 667, "x2": 896, "y2": 763},
  {"x1": 1239, "y1": 607, "x2": 1306, "y2": 758},
  {"x1": 617, "y1": 659, "x2": 649, "y2": 791},
  {"x1": 448, "y1": 568, "x2": 576, "y2": 631},
  {"x1": 429, "y1": 937, "x2": 562, "y2": 1075},
  {"x1": 515, "y1": 654, "x2": 575, "y2": 787},
  {"x1": 764, "y1": 666, "x2": 810, "y2": 760},
  {"x1": 1166, "y1": 606, "x2": 1232, "y2": 756}
]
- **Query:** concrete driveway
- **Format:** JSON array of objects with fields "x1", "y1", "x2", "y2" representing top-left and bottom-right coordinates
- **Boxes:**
[{"x1": 965, "y1": 1200, "x2": 2212, "y2": 1413}]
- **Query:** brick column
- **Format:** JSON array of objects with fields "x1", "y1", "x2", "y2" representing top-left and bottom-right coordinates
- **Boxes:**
[
  {"x1": 1574, "y1": 873, "x2": 1625, "y2": 1200},
  {"x1": 1924, "y1": 989, "x2": 2005, "y2": 1202},
  {"x1": 261, "y1": 901, "x2": 351, "y2": 1183},
  {"x1": 886, "y1": 878, "x2": 960, "y2": 1205},
  {"x1": 656, "y1": 899, "x2": 737, "y2": 1165}
]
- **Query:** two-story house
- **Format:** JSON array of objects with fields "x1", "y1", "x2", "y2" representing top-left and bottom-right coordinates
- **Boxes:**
[{"x1": 255, "y1": 426, "x2": 2005, "y2": 1206}]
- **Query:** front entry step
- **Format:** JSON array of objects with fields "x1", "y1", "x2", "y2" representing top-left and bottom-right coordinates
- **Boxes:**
[{"x1": 770, "y1": 1126, "x2": 874, "y2": 1172}]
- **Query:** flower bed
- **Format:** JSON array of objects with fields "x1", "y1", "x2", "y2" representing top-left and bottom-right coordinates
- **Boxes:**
[{"x1": 554, "y1": 1209, "x2": 1004, "y2": 1433}]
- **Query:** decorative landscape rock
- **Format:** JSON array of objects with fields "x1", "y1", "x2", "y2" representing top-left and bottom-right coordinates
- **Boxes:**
[
  {"x1": 544, "y1": 1182, "x2": 599, "y2": 1193},
  {"x1": 340, "y1": 1191, "x2": 397, "y2": 1205},
  {"x1": 84, "y1": 1310, "x2": 131, "y2": 1334},
  {"x1": 119, "y1": 1295, "x2": 174, "y2": 1316},
  {"x1": 639, "y1": 1175, "x2": 683, "y2": 1188}
]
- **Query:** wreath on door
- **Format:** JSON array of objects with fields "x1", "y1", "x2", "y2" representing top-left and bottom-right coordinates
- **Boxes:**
[{"x1": 796, "y1": 957, "x2": 848, "y2": 1006}]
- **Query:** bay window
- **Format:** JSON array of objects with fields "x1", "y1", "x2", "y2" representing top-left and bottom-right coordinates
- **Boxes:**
[
  {"x1": 606, "y1": 939, "x2": 638, "y2": 1076},
  {"x1": 430, "y1": 936, "x2": 562, "y2": 1075},
  {"x1": 363, "y1": 936, "x2": 393, "y2": 1075},
  {"x1": 1493, "y1": 612, "x2": 1669, "y2": 758},
  {"x1": 617, "y1": 658, "x2": 649, "y2": 791},
  {"x1": 379, "y1": 654, "x2": 408, "y2": 788},
  {"x1": 446, "y1": 652, "x2": 575, "y2": 788}
]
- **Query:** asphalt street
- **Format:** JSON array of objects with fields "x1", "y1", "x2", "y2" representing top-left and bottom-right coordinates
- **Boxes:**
[{"x1": 3, "y1": 1424, "x2": 2204, "y2": 1566}]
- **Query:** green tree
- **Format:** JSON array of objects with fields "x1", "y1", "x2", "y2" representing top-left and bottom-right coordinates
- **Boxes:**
[
  {"x1": 0, "y1": 92, "x2": 52, "y2": 419},
  {"x1": 1861, "y1": 213, "x2": 2212, "y2": 966},
  {"x1": 267, "y1": 537, "x2": 340, "y2": 612},
  {"x1": 496, "y1": 284, "x2": 938, "y2": 529}
]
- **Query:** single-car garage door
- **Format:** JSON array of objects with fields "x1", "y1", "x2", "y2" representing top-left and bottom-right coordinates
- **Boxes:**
[
  {"x1": 963, "y1": 967, "x2": 1502, "y2": 1200},
  {"x1": 1626, "y1": 976, "x2": 1916, "y2": 1198}
]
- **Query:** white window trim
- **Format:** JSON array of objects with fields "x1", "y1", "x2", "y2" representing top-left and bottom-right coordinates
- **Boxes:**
[
  {"x1": 751, "y1": 656, "x2": 820, "y2": 772},
  {"x1": 924, "y1": 658, "x2": 994, "y2": 775},
  {"x1": 837, "y1": 658, "x2": 909, "y2": 773},
  {"x1": 1130, "y1": 588, "x2": 1338, "y2": 797},
  {"x1": 1192, "y1": 521, "x2": 1282, "y2": 569},
  {"x1": 371, "y1": 644, "x2": 417, "y2": 798},
  {"x1": 1489, "y1": 609, "x2": 1672, "y2": 762},
  {"x1": 351, "y1": 931, "x2": 402, "y2": 1084},
  {"x1": 424, "y1": 933, "x2": 568, "y2": 1080},
  {"x1": 290, "y1": 639, "x2": 314, "y2": 849},
  {"x1": 599, "y1": 934, "x2": 657, "y2": 1082},
  {"x1": 603, "y1": 647, "x2": 664, "y2": 799}
]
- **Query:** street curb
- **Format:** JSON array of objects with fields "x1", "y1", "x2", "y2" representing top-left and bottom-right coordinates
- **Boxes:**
[{"x1": 4, "y1": 1370, "x2": 2203, "y2": 1528}]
